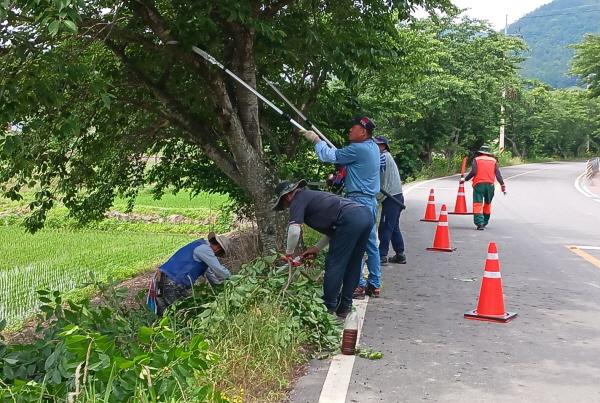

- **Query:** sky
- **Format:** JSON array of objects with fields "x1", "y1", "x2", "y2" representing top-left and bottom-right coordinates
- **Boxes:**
[{"x1": 421, "y1": 0, "x2": 554, "y2": 30}]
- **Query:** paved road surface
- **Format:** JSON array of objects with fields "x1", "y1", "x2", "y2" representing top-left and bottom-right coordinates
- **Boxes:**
[{"x1": 291, "y1": 162, "x2": 600, "y2": 403}]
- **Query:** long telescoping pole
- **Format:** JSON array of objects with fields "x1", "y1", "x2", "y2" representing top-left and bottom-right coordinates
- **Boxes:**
[
  {"x1": 190, "y1": 46, "x2": 405, "y2": 209},
  {"x1": 262, "y1": 77, "x2": 335, "y2": 148},
  {"x1": 191, "y1": 46, "x2": 307, "y2": 132}
]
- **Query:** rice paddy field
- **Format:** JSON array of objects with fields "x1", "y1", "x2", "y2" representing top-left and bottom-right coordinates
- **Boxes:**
[{"x1": 0, "y1": 189, "x2": 229, "y2": 327}]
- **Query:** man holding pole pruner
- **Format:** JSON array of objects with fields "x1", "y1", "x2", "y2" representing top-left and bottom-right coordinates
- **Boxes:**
[{"x1": 301, "y1": 117, "x2": 382, "y2": 299}]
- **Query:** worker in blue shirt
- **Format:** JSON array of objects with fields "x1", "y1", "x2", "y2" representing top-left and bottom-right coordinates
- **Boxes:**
[
  {"x1": 148, "y1": 232, "x2": 232, "y2": 315},
  {"x1": 301, "y1": 117, "x2": 382, "y2": 298}
]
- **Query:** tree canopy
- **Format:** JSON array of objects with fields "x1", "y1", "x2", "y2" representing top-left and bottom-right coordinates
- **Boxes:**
[
  {"x1": 0, "y1": 0, "x2": 453, "y2": 247},
  {"x1": 572, "y1": 34, "x2": 600, "y2": 97},
  {"x1": 1, "y1": 1, "x2": 599, "y2": 249}
]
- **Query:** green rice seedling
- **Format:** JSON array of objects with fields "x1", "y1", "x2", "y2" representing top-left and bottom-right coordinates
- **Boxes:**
[{"x1": 0, "y1": 227, "x2": 194, "y2": 326}]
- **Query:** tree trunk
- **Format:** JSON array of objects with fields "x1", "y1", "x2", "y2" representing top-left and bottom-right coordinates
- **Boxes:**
[
  {"x1": 505, "y1": 135, "x2": 521, "y2": 158},
  {"x1": 253, "y1": 195, "x2": 288, "y2": 254}
]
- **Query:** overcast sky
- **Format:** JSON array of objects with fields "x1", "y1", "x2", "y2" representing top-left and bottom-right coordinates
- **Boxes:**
[{"x1": 419, "y1": 0, "x2": 554, "y2": 30}]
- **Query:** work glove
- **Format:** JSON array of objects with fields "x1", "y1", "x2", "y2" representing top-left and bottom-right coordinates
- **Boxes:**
[
  {"x1": 501, "y1": 184, "x2": 507, "y2": 194},
  {"x1": 281, "y1": 254, "x2": 302, "y2": 267},
  {"x1": 302, "y1": 246, "x2": 320, "y2": 260},
  {"x1": 301, "y1": 130, "x2": 320, "y2": 144}
]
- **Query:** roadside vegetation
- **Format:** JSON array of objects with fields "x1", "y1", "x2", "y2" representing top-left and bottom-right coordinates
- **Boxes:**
[
  {"x1": 0, "y1": 255, "x2": 338, "y2": 402},
  {"x1": 2, "y1": 0, "x2": 600, "y2": 401}
]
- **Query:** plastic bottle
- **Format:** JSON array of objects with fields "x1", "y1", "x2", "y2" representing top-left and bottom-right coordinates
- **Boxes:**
[{"x1": 341, "y1": 311, "x2": 358, "y2": 355}]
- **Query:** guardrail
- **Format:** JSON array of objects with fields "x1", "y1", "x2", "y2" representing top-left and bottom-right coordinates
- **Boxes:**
[{"x1": 586, "y1": 157, "x2": 600, "y2": 180}]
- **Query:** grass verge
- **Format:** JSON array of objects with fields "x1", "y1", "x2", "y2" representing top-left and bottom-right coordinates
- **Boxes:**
[{"x1": 0, "y1": 255, "x2": 340, "y2": 402}]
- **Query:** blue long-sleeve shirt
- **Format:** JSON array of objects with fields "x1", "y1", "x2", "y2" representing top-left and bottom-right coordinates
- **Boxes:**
[{"x1": 315, "y1": 140, "x2": 380, "y2": 196}]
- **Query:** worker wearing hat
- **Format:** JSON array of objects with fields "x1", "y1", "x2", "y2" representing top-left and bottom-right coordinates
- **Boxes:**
[
  {"x1": 151, "y1": 232, "x2": 232, "y2": 315},
  {"x1": 372, "y1": 136, "x2": 406, "y2": 266},
  {"x1": 464, "y1": 145, "x2": 506, "y2": 230},
  {"x1": 301, "y1": 117, "x2": 382, "y2": 298},
  {"x1": 273, "y1": 179, "x2": 373, "y2": 318}
]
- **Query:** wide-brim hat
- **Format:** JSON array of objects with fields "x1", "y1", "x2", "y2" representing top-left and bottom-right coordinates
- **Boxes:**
[
  {"x1": 272, "y1": 179, "x2": 307, "y2": 211},
  {"x1": 477, "y1": 145, "x2": 494, "y2": 156},
  {"x1": 374, "y1": 135, "x2": 390, "y2": 151},
  {"x1": 207, "y1": 232, "x2": 230, "y2": 255}
]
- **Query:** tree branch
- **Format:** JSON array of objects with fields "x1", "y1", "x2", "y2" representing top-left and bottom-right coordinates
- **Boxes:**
[
  {"x1": 231, "y1": 24, "x2": 262, "y2": 151},
  {"x1": 128, "y1": 0, "x2": 260, "y2": 164},
  {"x1": 285, "y1": 68, "x2": 328, "y2": 157},
  {"x1": 105, "y1": 40, "x2": 243, "y2": 186},
  {"x1": 262, "y1": 0, "x2": 295, "y2": 18}
]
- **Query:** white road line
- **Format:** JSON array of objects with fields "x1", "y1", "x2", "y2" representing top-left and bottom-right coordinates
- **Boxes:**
[
  {"x1": 574, "y1": 172, "x2": 598, "y2": 199},
  {"x1": 405, "y1": 164, "x2": 556, "y2": 195},
  {"x1": 403, "y1": 174, "x2": 461, "y2": 196},
  {"x1": 504, "y1": 166, "x2": 556, "y2": 181},
  {"x1": 409, "y1": 187, "x2": 459, "y2": 191},
  {"x1": 317, "y1": 172, "x2": 462, "y2": 402},
  {"x1": 319, "y1": 297, "x2": 369, "y2": 403},
  {"x1": 573, "y1": 246, "x2": 600, "y2": 250},
  {"x1": 316, "y1": 163, "x2": 564, "y2": 403}
]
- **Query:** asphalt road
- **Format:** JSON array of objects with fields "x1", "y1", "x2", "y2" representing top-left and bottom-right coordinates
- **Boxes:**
[{"x1": 291, "y1": 161, "x2": 600, "y2": 403}]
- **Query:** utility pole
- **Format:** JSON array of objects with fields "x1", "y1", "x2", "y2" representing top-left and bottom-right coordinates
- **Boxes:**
[{"x1": 499, "y1": 14, "x2": 508, "y2": 153}]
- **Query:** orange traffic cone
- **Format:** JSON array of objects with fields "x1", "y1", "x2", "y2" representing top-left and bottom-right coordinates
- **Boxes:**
[
  {"x1": 464, "y1": 242, "x2": 517, "y2": 323},
  {"x1": 420, "y1": 189, "x2": 438, "y2": 222},
  {"x1": 449, "y1": 176, "x2": 473, "y2": 215},
  {"x1": 426, "y1": 204, "x2": 455, "y2": 252}
]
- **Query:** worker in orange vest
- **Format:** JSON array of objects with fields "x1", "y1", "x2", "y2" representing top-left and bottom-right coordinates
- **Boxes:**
[{"x1": 464, "y1": 146, "x2": 506, "y2": 230}]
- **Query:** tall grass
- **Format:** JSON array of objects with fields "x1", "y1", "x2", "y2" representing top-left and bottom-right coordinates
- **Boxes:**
[{"x1": 206, "y1": 301, "x2": 304, "y2": 402}]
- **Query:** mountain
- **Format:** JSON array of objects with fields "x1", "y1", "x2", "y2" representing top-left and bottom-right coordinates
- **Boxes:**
[{"x1": 508, "y1": 0, "x2": 600, "y2": 88}]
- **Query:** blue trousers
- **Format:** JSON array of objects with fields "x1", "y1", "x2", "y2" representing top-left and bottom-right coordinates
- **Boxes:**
[
  {"x1": 347, "y1": 195, "x2": 381, "y2": 288},
  {"x1": 378, "y1": 193, "x2": 405, "y2": 257},
  {"x1": 323, "y1": 206, "x2": 373, "y2": 312}
]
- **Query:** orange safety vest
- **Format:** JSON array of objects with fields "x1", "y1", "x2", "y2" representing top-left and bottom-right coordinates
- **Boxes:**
[{"x1": 472, "y1": 155, "x2": 497, "y2": 187}]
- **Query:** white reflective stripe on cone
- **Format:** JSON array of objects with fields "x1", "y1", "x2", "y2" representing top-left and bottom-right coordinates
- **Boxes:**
[
  {"x1": 458, "y1": 192, "x2": 465, "y2": 196},
  {"x1": 438, "y1": 222, "x2": 448, "y2": 227},
  {"x1": 483, "y1": 271, "x2": 501, "y2": 279},
  {"x1": 487, "y1": 253, "x2": 499, "y2": 260}
]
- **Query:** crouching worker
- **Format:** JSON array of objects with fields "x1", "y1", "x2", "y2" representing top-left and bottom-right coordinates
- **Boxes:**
[
  {"x1": 273, "y1": 179, "x2": 373, "y2": 319},
  {"x1": 147, "y1": 232, "x2": 231, "y2": 315}
]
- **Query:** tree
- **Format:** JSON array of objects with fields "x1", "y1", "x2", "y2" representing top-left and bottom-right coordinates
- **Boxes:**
[
  {"x1": 572, "y1": 34, "x2": 600, "y2": 97},
  {"x1": 505, "y1": 83, "x2": 600, "y2": 158},
  {"x1": 355, "y1": 15, "x2": 526, "y2": 177},
  {"x1": 0, "y1": 0, "x2": 453, "y2": 249}
]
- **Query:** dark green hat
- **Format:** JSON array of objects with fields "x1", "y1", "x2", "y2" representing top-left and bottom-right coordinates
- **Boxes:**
[
  {"x1": 477, "y1": 145, "x2": 494, "y2": 156},
  {"x1": 272, "y1": 179, "x2": 307, "y2": 211}
]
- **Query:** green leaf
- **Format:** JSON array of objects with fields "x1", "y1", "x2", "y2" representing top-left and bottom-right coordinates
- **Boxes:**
[
  {"x1": 138, "y1": 326, "x2": 154, "y2": 344},
  {"x1": 62, "y1": 19, "x2": 77, "y2": 33},
  {"x1": 44, "y1": 350, "x2": 60, "y2": 370},
  {"x1": 48, "y1": 20, "x2": 60, "y2": 36}
]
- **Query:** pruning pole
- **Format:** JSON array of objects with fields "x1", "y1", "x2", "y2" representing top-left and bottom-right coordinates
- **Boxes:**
[
  {"x1": 190, "y1": 46, "x2": 307, "y2": 132},
  {"x1": 262, "y1": 77, "x2": 335, "y2": 148}
]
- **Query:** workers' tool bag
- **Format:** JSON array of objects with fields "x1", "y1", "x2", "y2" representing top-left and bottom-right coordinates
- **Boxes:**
[{"x1": 146, "y1": 270, "x2": 163, "y2": 314}]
